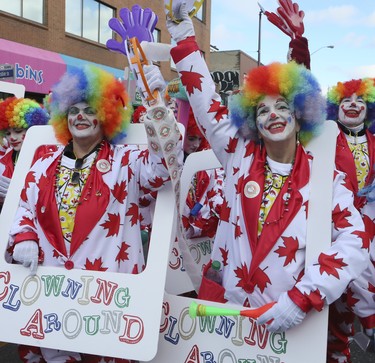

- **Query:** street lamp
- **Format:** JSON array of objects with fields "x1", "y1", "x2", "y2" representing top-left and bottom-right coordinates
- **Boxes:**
[
  {"x1": 257, "y1": 2, "x2": 265, "y2": 66},
  {"x1": 311, "y1": 45, "x2": 334, "y2": 55}
]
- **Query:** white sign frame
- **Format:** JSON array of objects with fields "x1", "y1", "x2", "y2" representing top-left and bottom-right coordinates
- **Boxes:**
[
  {"x1": 0, "y1": 80, "x2": 25, "y2": 98},
  {"x1": 149, "y1": 121, "x2": 338, "y2": 363},
  {"x1": 0, "y1": 124, "x2": 175, "y2": 361}
]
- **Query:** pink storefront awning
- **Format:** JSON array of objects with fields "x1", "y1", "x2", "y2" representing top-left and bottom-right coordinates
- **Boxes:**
[{"x1": 0, "y1": 38, "x2": 67, "y2": 94}]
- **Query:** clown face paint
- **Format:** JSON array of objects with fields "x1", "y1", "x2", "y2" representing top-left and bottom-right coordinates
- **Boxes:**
[
  {"x1": 5, "y1": 128, "x2": 27, "y2": 152},
  {"x1": 338, "y1": 93, "x2": 367, "y2": 128},
  {"x1": 67, "y1": 102, "x2": 103, "y2": 141},
  {"x1": 256, "y1": 95, "x2": 297, "y2": 142}
]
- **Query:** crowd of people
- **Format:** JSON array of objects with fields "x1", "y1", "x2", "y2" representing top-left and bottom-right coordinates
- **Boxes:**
[{"x1": 0, "y1": 1, "x2": 374, "y2": 362}]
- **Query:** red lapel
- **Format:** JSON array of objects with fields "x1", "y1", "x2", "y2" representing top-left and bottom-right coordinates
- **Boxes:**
[
  {"x1": 241, "y1": 145, "x2": 266, "y2": 254},
  {"x1": 36, "y1": 155, "x2": 67, "y2": 256},
  {"x1": 241, "y1": 145, "x2": 310, "y2": 279},
  {"x1": 335, "y1": 130, "x2": 358, "y2": 193}
]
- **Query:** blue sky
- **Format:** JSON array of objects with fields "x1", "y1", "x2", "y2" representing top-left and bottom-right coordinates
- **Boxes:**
[{"x1": 210, "y1": 0, "x2": 375, "y2": 94}]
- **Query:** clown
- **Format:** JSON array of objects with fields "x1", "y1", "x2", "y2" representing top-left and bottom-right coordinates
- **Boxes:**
[
  {"x1": 166, "y1": 4, "x2": 369, "y2": 362},
  {"x1": 9, "y1": 64, "x2": 183, "y2": 363},
  {"x1": 0, "y1": 97, "x2": 49, "y2": 208},
  {"x1": 326, "y1": 78, "x2": 375, "y2": 361}
]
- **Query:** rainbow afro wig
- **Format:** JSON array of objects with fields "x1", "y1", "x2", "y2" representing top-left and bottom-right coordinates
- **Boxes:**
[
  {"x1": 327, "y1": 78, "x2": 375, "y2": 131},
  {"x1": 229, "y1": 61, "x2": 326, "y2": 145},
  {"x1": 48, "y1": 65, "x2": 132, "y2": 145},
  {"x1": 0, "y1": 97, "x2": 49, "y2": 136}
]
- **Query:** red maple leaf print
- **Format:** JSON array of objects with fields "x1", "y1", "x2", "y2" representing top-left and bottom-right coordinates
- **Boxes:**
[
  {"x1": 149, "y1": 176, "x2": 165, "y2": 189},
  {"x1": 52, "y1": 249, "x2": 60, "y2": 259},
  {"x1": 206, "y1": 188, "x2": 217, "y2": 201},
  {"x1": 369, "y1": 282, "x2": 375, "y2": 293},
  {"x1": 126, "y1": 203, "x2": 139, "y2": 226},
  {"x1": 362, "y1": 214, "x2": 375, "y2": 241},
  {"x1": 352, "y1": 230, "x2": 370, "y2": 250},
  {"x1": 318, "y1": 252, "x2": 348, "y2": 279},
  {"x1": 111, "y1": 181, "x2": 128, "y2": 204},
  {"x1": 232, "y1": 216, "x2": 242, "y2": 238},
  {"x1": 220, "y1": 247, "x2": 229, "y2": 266},
  {"x1": 128, "y1": 165, "x2": 134, "y2": 182},
  {"x1": 208, "y1": 99, "x2": 228, "y2": 122},
  {"x1": 20, "y1": 171, "x2": 36, "y2": 201},
  {"x1": 275, "y1": 236, "x2": 299, "y2": 266},
  {"x1": 84, "y1": 257, "x2": 108, "y2": 271},
  {"x1": 100, "y1": 213, "x2": 121, "y2": 237},
  {"x1": 180, "y1": 70, "x2": 203, "y2": 95},
  {"x1": 234, "y1": 263, "x2": 251, "y2": 289},
  {"x1": 252, "y1": 267, "x2": 271, "y2": 293},
  {"x1": 233, "y1": 167, "x2": 240, "y2": 175},
  {"x1": 220, "y1": 198, "x2": 231, "y2": 222},
  {"x1": 182, "y1": 215, "x2": 191, "y2": 230},
  {"x1": 304, "y1": 289, "x2": 324, "y2": 311},
  {"x1": 140, "y1": 149, "x2": 150, "y2": 164},
  {"x1": 19, "y1": 216, "x2": 34, "y2": 228},
  {"x1": 225, "y1": 137, "x2": 238, "y2": 153},
  {"x1": 346, "y1": 287, "x2": 360, "y2": 309},
  {"x1": 332, "y1": 204, "x2": 353, "y2": 230},
  {"x1": 121, "y1": 150, "x2": 131, "y2": 166},
  {"x1": 115, "y1": 241, "x2": 130, "y2": 262}
]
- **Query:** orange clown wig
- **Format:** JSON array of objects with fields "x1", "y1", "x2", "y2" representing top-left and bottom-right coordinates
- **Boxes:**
[
  {"x1": 327, "y1": 78, "x2": 375, "y2": 131},
  {"x1": 0, "y1": 97, "x2": 49, "y2": 136},
  {"x1": 48, "y1": 65, "x2": 132, "y2": 145},
  {"x1": 229, "y1": 61, "x2": 326, "y2": 145}
]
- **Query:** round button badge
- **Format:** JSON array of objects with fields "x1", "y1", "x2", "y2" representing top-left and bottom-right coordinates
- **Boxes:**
[{"x1": 244, "y1": 181, "x2": 260, "y2": 198}]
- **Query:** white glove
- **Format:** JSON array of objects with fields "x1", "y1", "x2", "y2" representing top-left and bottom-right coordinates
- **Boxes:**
[
  {"x1": 166, "y1": 2, "x2": 195, "y2": 43},
  {"x1": 12, "y1": 240, "x2": 39, "y2": 276},
  {"x1": 0, "y1": 175, "x2": 11, "y2": 199},
  {"x1": 365, "y1": 328, "x2": 374, "y2": 337},
  {"x1": 257, "y1": 292, "x2": 306, "y2": 332},
  {"x1": 143, "y1": 64, "x2": 166, "y2": 95}
]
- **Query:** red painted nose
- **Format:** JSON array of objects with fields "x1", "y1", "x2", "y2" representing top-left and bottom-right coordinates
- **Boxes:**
[
  {"x1": 270, "y1": 112, "x2": 277, "y2": 119},
  {"x1": 77, "y1": 114, "x2": 83, "y2": 120}
]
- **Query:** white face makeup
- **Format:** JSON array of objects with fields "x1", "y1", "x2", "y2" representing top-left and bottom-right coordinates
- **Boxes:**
[
  {"x1": 5, "y1": 128, "x2": 27, "y2": 152},
  {"x1": 338, "y1": 93, "x2": 367, "y2": 128},
  {"x1": 67, "y1": 101, "x2": 103, "y2": 141},
  {"x1": 256, "y1": 95, "x2": 297, "y2": 142}
]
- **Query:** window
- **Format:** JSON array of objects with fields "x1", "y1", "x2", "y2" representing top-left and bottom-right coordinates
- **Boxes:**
[
  {"x1": 153, "y1": 28, "x2": 161, "y2": 43},
  {"x1": 65, "y1": 0, "x2": 114, "y2": 45},
  {"x1": 0, "y1": 0, "x2": 44, "y2": 24}
]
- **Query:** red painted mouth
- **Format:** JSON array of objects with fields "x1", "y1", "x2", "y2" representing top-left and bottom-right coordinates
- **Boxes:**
[
  {"x1": 344, "y1": 110, "x2": 360, "y2": 118},
  {"x1": 265, "y1": 122, "x2": 287, "y2": 134}
]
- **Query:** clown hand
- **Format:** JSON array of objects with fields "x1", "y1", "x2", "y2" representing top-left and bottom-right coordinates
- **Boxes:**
[
  {"x1": 143, "y1": 65, "x2": 166, "y2": 96},
  {"x1": 166, "y1": 2, "x2": 195, "y2": 43},
  {"x1": 0, "y1": 175, "x2": 11, "y2": 200},
  {"x1": 13, "y1": 240, "x2": 39, "y2": 276},
  {"x1": 257, "y1": 292, "x2": 306, "y2": 332}
]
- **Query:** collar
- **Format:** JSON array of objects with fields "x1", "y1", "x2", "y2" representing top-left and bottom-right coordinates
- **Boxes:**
[
  {"x1": 337, "y1": 122, "x2": 366, "y2": 137},
  {"x1": 63, "y1": 140, "x2": 103, "y2": 161}
]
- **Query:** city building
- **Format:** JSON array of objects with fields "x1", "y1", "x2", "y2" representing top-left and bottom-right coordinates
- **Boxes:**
[
  {"x1": 210, "y1": 49, "x2": 258, "y2": 105},
  {"x1": 0, "y1": 0, "x2": 211, "y2": 103}
]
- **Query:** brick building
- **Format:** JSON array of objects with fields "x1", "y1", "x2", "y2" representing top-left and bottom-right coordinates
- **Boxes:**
[{"x1": 0, "y1": 0, "x2": 211, "y2": 102}]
